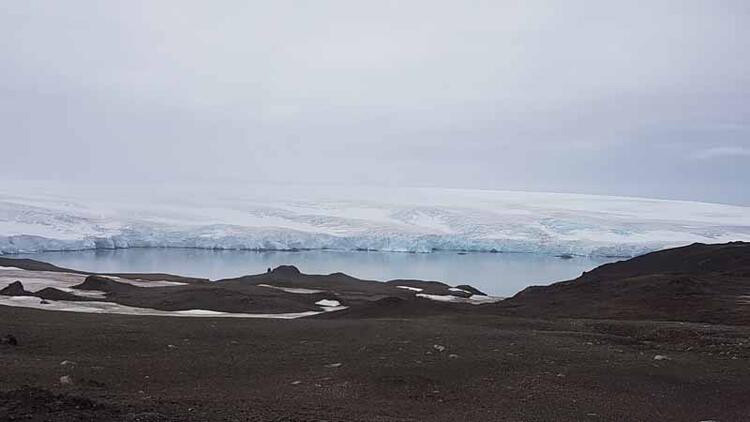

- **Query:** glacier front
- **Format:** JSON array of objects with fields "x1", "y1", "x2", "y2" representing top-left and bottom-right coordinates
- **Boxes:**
[{"x1": 1, "y1": 182, "x2": 749, "y2": 257}]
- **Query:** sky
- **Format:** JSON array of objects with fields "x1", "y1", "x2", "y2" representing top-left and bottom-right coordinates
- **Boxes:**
[{"x1": 1, "y1": 1, "x2": 749, "y2": 205}]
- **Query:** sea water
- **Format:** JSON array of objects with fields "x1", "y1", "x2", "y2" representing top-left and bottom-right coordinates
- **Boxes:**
[{"x1": 13, "y1": 249, "x2": 614, "y2": 296}]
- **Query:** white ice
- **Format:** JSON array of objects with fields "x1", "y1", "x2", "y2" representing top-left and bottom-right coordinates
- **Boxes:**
[{"x1": 1, "y1": 182, "x2": 749, "y2": 257}]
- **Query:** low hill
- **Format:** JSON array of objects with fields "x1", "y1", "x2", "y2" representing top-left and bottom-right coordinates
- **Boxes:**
[{"x1": 499, "y1": 242, "x2": 750, "y2": 325}]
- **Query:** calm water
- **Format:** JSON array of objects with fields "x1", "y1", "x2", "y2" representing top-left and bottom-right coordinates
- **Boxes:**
[{"x1": 13, "y1": 249, "x2": 616, "y2": 296}]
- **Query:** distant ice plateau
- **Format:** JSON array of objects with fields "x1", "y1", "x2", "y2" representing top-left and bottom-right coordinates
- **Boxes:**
[{"x1": 1, "y1": 182, "x2": 749, "y2": 257}]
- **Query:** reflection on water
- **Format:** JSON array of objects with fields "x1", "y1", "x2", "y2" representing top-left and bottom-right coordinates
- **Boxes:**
[{"x1": 14, "y1": 249, "x2": 615, "y2": 296}]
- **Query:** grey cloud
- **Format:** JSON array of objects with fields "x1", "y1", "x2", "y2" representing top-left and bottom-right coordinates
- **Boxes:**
[{"x1": 1, "y1": 1, "x2": 749, "y2": 205}]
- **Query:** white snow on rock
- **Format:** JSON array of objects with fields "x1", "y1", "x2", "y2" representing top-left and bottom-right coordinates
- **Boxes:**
[
  {"x1": 0, "y1": 295, "x2": 347, "y2": 319},
  {"x1": 1, "y1": 182, "x2": 749, "y2": 257},
  {"x1": 0, "y1": 266, "x2": 347, "y2": 318},
  {"x1": 396, "y1": 285, "x2": 424, "y2": 292},
  {"x1": 0, "y1": 267, "x2": 102, "y2": 298},
  {"x1": 0, "y1": 266, "x2": 186, "y2": 299},
  {"x1": 257, "y1": 284, "x2": 324, "y2": 294},
  {"x1": 448, "y1": 287, "x2": 471, "y2": 294},
  {"x1": 416, "y1": 293, "x2": 503, "y2": 304}
]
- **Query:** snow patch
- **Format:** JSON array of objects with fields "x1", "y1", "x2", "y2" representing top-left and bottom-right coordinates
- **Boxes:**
[
  {"x1": 0, "y1": 295, "x2": 347, "y2": 319},
  {"x1": 448, "y1": 287, "x2": 471, "y2": 294},
  {"x1": 396, "y1": 285, "x2": 423, "y2": 292},
  {"x1": 315, "y1": 299, "x2": 341, "y2": 307},
  {"x1": 416, "y1": 293, "x2": 503, "y2": 305},
  {"x1": 0, "y1": 266, "x2": 186, "y2": 299}
]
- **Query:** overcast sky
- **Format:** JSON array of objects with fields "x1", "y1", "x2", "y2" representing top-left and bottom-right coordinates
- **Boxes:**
[{"x1": 1, "y1": 1, "x2": 748, "y2": 205}]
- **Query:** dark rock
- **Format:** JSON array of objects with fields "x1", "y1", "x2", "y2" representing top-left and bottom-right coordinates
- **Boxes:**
[
  {"x1": 271, "y1": 265, "x2": 301, "y2": 276},
  {"x1": 1, "y1": 334, "x2": 18, "y2": 346},
  {"x1": 0, "y1": 257, "x2": 79, "y2": 273},
  {"x1": 0, "y1": 281, "x2": 31, "y2": 296},
  {"x1": 72, "y1": 275, "x2": 134, "y2": 293},
  {"x1": 36, "y1": 287, "x2": 91, "y2": 301},
  {"x1": 375, "y1": 296, "x2": 406, "y2": 306}
]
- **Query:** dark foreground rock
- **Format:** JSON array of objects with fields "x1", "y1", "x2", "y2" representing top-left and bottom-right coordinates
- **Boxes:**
[
  {"x1": 0, "y1": 386, "x2": 161, "y2": 421},
  {"x1": 0, "y1": 334, "x2": 17, "y2": 346},
  {"x1": 1, "y1": 305, "x2": 749, "y2": 421}
]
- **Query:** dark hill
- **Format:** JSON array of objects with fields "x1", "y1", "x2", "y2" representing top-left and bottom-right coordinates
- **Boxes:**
[
  {"x1": 35, "y1": 287, "x2": 95, "y2": 302},
  {"x1": 0, "y1": 281, "x2": 31, "y2": 296},
  {"x1": 0, "y1": 257, "x2": 205, "y2": 284},
  {"x1": 0, "y1": 258, "x2": 83, "y2": 274},
  {"x1": 499, "y1": 242, "x2": 750, "y2": 325},
  {"x1": 72, "y1": 275, "x2": 138, "y2": 293}
]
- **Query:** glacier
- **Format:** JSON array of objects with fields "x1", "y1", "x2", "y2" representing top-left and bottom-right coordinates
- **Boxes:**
[{"x1": 1, "y1": 182, "x2": 749, "y2": 257}]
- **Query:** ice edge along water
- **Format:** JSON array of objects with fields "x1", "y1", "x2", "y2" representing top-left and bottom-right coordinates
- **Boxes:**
[{"x1": 1, "y1": 184, "x2": 749, "y2": 257}]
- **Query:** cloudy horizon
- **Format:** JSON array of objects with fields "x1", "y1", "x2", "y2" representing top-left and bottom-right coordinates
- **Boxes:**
[{"x1": 1, "y1": 1, "x2": 749, "y2": 205}]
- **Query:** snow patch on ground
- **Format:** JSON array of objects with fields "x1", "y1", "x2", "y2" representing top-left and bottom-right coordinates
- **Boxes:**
[
  {"x1": 0, "y1": 267, "x2": 101, "y2": 298},
  {"x1": 396, "y1": 285, "x2": 423, "y2": 292},
  {"x1": 0, "y1": 295, "x2": 348, "y2": 319},
  {"x1": 448, "y1": 287, "x2": 471, "y2": 294},
  {"x1": 416, "y1": 293, "x2": 503, "y2": 305},
  {"x1": 315, "y1": 299, "x2": 341, "y2": 307},
  {"x1": 0, "y1": 266, "x2": 186, "y2": 299}
]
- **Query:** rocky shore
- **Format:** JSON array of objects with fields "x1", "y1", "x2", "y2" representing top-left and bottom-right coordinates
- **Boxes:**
[{"x1": 1, "y1": 242, "x2": 749, "y2": 421}]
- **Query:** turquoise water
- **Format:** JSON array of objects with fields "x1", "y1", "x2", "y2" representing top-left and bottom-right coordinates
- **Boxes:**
[{"x1": 14, "y1": 249, "x2": 614, "y2": 297}]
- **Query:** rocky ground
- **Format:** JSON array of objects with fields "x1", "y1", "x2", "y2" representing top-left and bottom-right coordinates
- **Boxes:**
[{"x1": 1, "y1": 242, "x2": 750, "y2": 421}]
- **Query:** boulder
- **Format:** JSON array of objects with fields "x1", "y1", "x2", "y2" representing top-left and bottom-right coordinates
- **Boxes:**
[{"x1": 1, "y1": 334, "x2": 18, "y2": 346}]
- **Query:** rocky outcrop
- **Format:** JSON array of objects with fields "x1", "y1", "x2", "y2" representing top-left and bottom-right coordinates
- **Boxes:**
[{"x1": 0, "y1": 281, "x2": 31, "y2": 296}]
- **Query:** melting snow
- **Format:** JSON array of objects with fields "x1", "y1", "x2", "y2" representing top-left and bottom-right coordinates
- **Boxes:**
[
  {"x1": 448, "y1": 287, "x2": 471, "y2": 294},
  {"x1": 0, "y1": 266, "x2": 186, "y2": 299},
  {"x1": 416, "y1": 293, "x2": 503, "y2": 304},
  {"x1": 396, "y1": 285, "x2": 423, "y2": 292},
  {"x1": 0, "y1": 295, "x2": 347, "y2": 319},
  {"x1": 315, "y1": 299, "x2": 341, "y2": 307}
]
